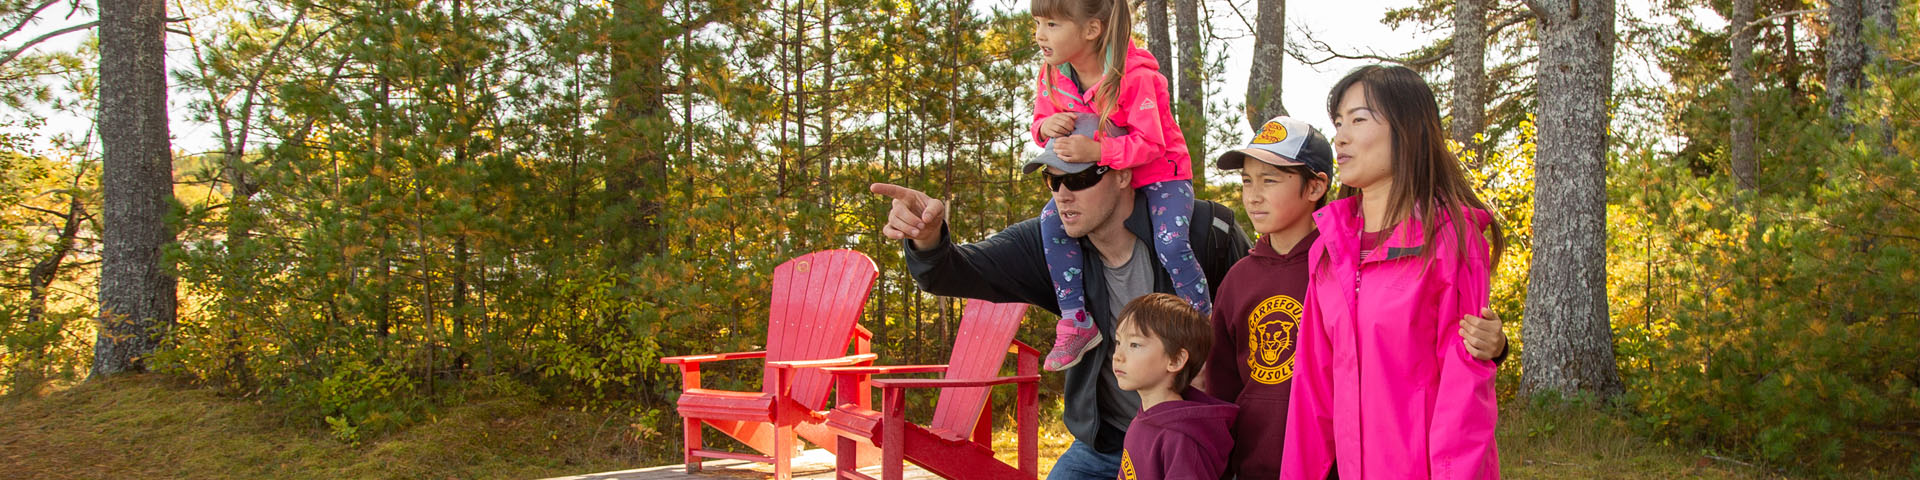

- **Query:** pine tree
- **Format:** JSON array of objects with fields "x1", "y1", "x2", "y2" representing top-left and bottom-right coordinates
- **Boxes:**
[
  {"x1": 1243, "y1": 0, "x2": 1287, "y2": 129},
  {"x1": 1520, "y1": 0, "x2": 1625, "y2": 400},
  {"x1": 94, "y1": 0, "x2": 176, "y2": 377}
]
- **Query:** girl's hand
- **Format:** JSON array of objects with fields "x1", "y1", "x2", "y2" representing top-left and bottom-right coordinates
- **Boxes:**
[
  {"x1": 1051, "y1": 135, "x2": 1102, "y2": 163},
  {"x1": 1041, "y1": 113, "x2": 1077, "y2": 138}
]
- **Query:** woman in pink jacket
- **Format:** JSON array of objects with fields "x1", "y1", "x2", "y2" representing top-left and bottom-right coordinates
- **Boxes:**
[{"x1": 1282, "y1": 65, "x2": 1508, "y2": 479}]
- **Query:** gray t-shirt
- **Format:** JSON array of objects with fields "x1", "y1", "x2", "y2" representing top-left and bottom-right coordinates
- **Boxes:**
[{"x1": 1097, "y1": 238, "x2": 1152, "y2": 431}]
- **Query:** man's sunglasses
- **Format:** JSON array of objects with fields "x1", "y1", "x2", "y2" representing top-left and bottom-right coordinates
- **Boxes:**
[{"x1": 1042, "y1": 165, "x2": 1112, "y2": 192}]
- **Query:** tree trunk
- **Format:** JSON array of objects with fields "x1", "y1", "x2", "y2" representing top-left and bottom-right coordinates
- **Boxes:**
[
  {"x1": 374, "y1": 73, "x2": 395, "y2": 341},
  {"x1": 27, "y1": 196, "x2": 82, "y2": 335},
  {"x1": 451, "y1": 0, "x2": 472, "y2": 372},
  {"x1": 818, "y1": 0, "x2": 835, "y2": 189},
  {"x1": 453, "y1": 235, "x2": 470, "y2": 368},
  {"x1": 1451, "y1": 0, "x2": 1487, "y2": 160},
  {"x1": 792, "y1": 0, "x2": 808, "y2": 198},
  {"x1": 1244, "y1": 0, "x2": 1287, "y2": 129},
  {"x1": 1144, "y1": 0, "x2": 1171, "y2": 78},
  {"x1": 605, "y1": 0, "x2": 669, "y2": 263},
  {"x1": 1826, "y1": 0, "x2": 1863, "y2": 128},
  {"x1": 94, "y1": 0, "x2": 176, "y2": 377},
  {"x1": 18, "y1": 194, "x2": 83, "y2": 390},
  {"x1": 1730, "y1": 0, "x2": 1756, "y2": 190},
  {"x1": 776, "y1": 0, "x2": 791, "y2": 195},
  {"x1": 377, "y1": 227, "x2": 393, "y2": 339},
  {"x1": 1520, "y1": 0, "x2": 1625, "y2": 400},
  {"x1": 1786, "y1": 18, "x2": 1801, "y2": 99},
  {"x1": 217, "y1": 107, "x2": 260, "y2": 389},
  {"x1": 1864, "y1": 0, "x2": 1895, "y2": 47},
  {"x1": 1173, "y1": 0, "x2": 1204, "y2": 189},
  {"x1": 1864, "y1": 0, "x2": 1898, "y2": 155}
]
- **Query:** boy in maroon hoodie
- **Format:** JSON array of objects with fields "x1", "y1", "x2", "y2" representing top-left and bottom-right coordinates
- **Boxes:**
[
  {"x1": 1111, "y1": 293, "x2": 1238, "y2": 480},
  {"x1": 1204, "y1": 116, "x2": 1510, "y2": 479}
]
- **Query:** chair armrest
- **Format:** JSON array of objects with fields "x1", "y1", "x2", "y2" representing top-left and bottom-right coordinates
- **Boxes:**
[
  {"x1": 826, "y1": 362, "x2": 944, "y2": 411},
  {"x1": 765, "y1": 353, "x2": 880, "y2": 370},
  {"x1": 822, "y1": 365, "x2": 950, "y2": 376},
  {"x1": 871, "y1": 375, "x2": 1041, "y2": 389},
  {"x1": 659, "y1": 351, "x2": 767, "y2": 365}
]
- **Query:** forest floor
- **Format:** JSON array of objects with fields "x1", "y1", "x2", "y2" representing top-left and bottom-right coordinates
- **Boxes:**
[{"x1": 0, "y1": 374, "x2": 1810, "y2": 479}]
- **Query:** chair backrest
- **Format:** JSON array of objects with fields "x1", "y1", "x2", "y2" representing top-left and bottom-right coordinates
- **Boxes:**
[
  {"x1": 765, "y1": 249, "x2": 879, "y2": 410},
  {"x1": 928, "y1": 300, "x2": 1030, "y2": 436}
]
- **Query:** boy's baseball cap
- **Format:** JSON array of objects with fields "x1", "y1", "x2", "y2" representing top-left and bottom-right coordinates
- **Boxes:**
[
  {"x1": 1023, "y1": 113, "x2": 1129, "y2": 174},
  {"x1": 1216, "y1": 116, "x2": 1333, "y2": 176}
]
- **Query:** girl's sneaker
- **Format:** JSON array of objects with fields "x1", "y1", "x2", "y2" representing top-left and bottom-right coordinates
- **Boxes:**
[{"x1": 1044, "y1": 316, "x2": 1103, "y2": 371}]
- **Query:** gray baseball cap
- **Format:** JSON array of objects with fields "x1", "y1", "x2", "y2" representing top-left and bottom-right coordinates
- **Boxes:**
[{"x1": 1023, "y1": 113, "x2": 1129, "y2": 174}]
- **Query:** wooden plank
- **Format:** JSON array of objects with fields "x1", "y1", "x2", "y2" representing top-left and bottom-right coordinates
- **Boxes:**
[{"x1": 537, "y1": 449, "x2": 939, "y2": 480}]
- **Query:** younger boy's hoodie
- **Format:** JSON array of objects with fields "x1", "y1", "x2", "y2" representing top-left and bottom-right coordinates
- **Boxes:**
[
  {"x1": 1204, "y1": 231, "x2": 1316, "y2": 479},
  {"x1": 1030, "y1": 41, "x2": 1191, "y2": 189},
  {"x1": 1119, "y1": 386, "x2": 1238, "y2": 480}
]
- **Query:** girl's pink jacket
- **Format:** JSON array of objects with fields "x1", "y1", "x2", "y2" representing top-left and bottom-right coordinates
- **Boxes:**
[
  {"x1": 1282, "y1": 196, "x2": 1501, "y2": 479},
  {"x1": 1029, "y1": 41, "x2": 1190, "y2": 189}
]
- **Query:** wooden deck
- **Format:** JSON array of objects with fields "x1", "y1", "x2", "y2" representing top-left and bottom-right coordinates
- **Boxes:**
[{"x1": 537, "y1": 449, "x2": 939, "y2": 480}]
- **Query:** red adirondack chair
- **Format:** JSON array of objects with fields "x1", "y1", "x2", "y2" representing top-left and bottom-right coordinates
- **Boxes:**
[
  {"x1": 824, "y1": 300, "x2": 1040, "y2": 480},
  {"x1": 659, "y1": 249, "x2": 883, "y2": 480}
]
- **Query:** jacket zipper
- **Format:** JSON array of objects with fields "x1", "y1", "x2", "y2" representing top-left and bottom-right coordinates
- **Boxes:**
[{"x1": 1350, "y1": 225, "x2": 1370, "y2": 478}]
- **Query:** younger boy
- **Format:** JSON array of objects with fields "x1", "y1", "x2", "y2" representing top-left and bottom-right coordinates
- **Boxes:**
[
  {"x1": 1204, "y1": 116, "x2": 1510, "y2": 479},
  {"x1": 1112, "y1": 293, "x2": 1237, "y2": 480}
]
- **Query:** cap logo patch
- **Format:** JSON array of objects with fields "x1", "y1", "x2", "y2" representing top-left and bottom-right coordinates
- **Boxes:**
[{"x1": 1252, "y1": 121, "x2": 1289, "y2": 145}]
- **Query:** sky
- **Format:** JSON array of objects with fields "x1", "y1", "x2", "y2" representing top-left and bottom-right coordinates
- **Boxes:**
[
  {"x1": 15, "y1": 0, "x2": 1432, "y2": 157},
  {"x1": 15, "y1": 0, "x2": 1692, "y2": 163},
  {"x1": 1209, "y1": 0, "x2": 1428, "y2": 139},
  {"x1": 1191, "y1": 0, "x2": 1698, "y2": 158}
]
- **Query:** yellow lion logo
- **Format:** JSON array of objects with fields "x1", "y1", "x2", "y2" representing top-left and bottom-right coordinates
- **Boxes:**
[
  {"x1": 1248, "y1": 295, "x2": 1299, "y2": 384},
  {"x1": 1252, "y1": 121, "x2": 1289, "y2": 145}
]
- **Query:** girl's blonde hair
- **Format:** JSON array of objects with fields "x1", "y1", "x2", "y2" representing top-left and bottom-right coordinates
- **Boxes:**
[{"x1": 1031, "y1": 0, "x2": 1131, "y2": 133}]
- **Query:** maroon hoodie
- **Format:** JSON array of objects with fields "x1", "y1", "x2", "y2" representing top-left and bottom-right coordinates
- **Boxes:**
[
  {"x1": 1203, "y1": 231, "x2": 1316, "y2": 479},
  {"x1": 1119, "y1": 387, "x2": 1238, "y2": 480}
]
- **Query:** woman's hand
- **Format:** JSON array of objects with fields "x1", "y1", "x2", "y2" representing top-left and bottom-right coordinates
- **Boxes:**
[{"x1": 1461, "y1": 308, "x2": 1507, "y2": 361}]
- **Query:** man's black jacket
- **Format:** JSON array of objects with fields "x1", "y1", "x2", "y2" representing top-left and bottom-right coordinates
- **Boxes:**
[{"x1": 904, "y1": 194, "x2": 1250, "y2": 452}]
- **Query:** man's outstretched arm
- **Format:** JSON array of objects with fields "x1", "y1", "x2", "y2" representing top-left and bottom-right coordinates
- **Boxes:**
[{"x1": 873, "y1": 183, "x2": 1059, "y2": 313}]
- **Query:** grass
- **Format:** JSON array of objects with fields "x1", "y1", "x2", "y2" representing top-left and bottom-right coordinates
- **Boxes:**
[
  {"x1": 0, "y1": 374, "x2": 656, "y2": 480},
  {"x1": 1495, "y1": 400, "x2": 1784, "y2": 479},
  {"x1": 0, "y1": 375, "x2": 1825, "y2": 479}
]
